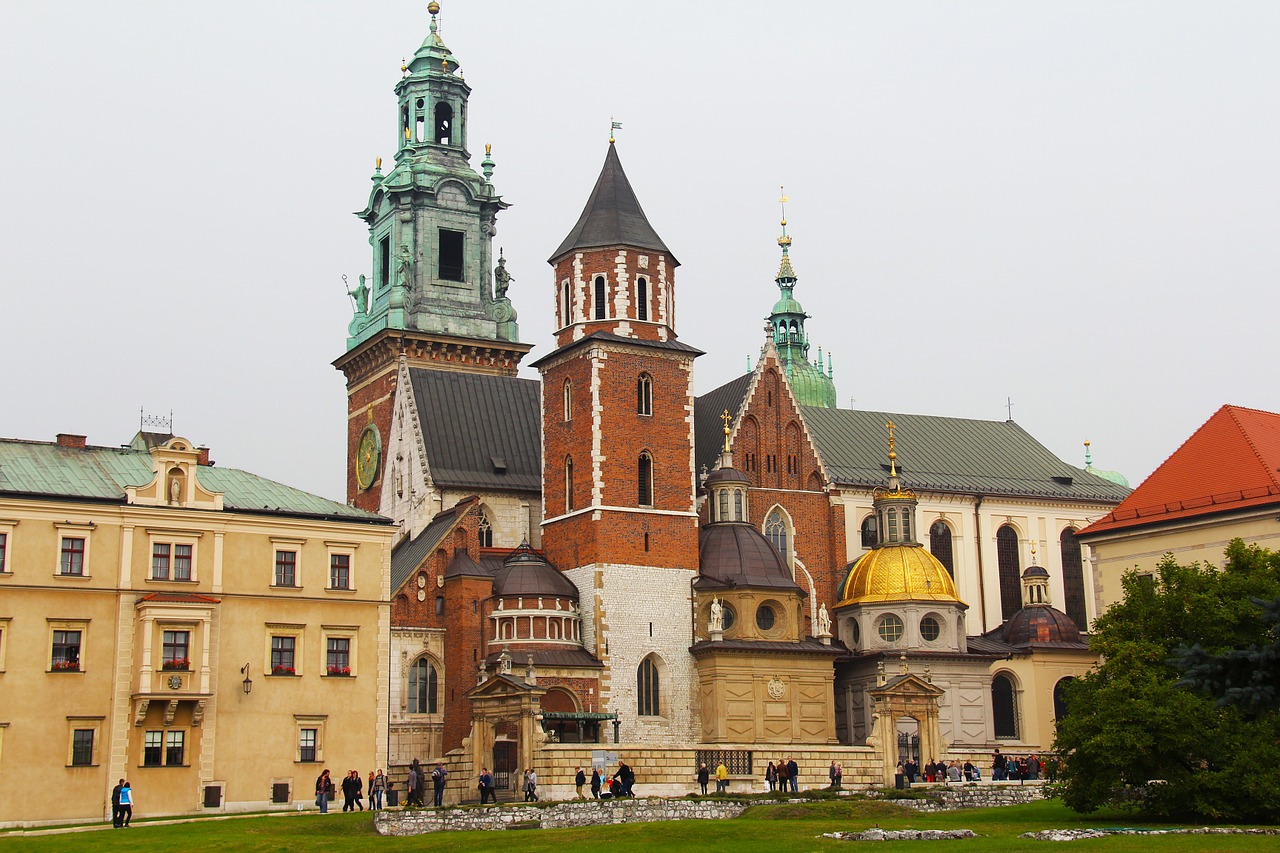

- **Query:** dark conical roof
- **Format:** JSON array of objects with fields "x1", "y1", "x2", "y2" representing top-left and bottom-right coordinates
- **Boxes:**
[
  {"x1": 697, "y1": 524, "x2": 801, "y2": 592},
  {"x1": 492, "y1": 544, "x2": 579, "y2": 600},
  {"x1": 549, "y1": 144, "x2": 676, "y2": 263}
]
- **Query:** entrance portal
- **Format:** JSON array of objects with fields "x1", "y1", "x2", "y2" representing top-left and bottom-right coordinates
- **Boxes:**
[
  {"x1": 493, "y1": 740, "x2": 516, "y2": 792},
  {"x1": 895, "y1": 717, "x2": 920, "y2": 764}
]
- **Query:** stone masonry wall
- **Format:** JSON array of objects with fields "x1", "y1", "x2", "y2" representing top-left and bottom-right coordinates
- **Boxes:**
[{"x1": 376, "y1": 797, "x2": 746, "y2": 835}]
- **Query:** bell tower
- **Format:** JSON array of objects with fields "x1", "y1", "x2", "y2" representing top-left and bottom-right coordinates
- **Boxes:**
[
  {"x1": 533, "y1": 141, "x2": 702, "y2": 742},
  {"x1": 334, "y1": 2, "x2": 531, "y2": 509}
]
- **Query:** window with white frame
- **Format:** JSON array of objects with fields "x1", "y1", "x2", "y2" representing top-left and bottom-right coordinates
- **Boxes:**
[
  {"x1": 563, "y1": 379, "x2": 572, "y2": 421},
  {"x1": 161, "y1": 630, "x2": 190, "y2": 670},
  {"x1": 299, "y1": 727, "x2": 318, "y2": 762},
  {"x1": 329, "y1": 553, "x2": 351, "y2": 590},
  {"x1": 408, "y1": 657, "x2": 439, "y2": 714},
  {"x1": 295, "y1": 715, "x2": 327, "y2": 763},
  {"x1": 637, "y1": 373, "x2": 653, "y2": 416},
  {"x1": 0, "y1": 527, "x2": 10, "y2": 573},
  {"x1": 67, "y1": 717, "x2": 102, "y2": 766},
  {"x1": 50, "y1": 622, "x2": 87, "y2": 672},
  {"x1": 60, "y1": 537, "x2": 85, "y2": 576},
  {"x1": 323, "y1": 627, "x2": 357, "y2": 676},
  {"x1": 274, "y1": 550, "x2": 297, "y2": 587},
  {"x1": 266, "y1": 623, "x2": 304, "y2": 676},
  {"x1": 151, "y1": 541, "x2": 195, "y2": 581},
  {"x1": 0, "y1": 617, "x2": 9, "y2": 671}
]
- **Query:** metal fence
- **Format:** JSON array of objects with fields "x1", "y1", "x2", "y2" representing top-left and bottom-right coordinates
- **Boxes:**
[{"x1": 694, "y1": 749, "x2": 753, "y2": 775}]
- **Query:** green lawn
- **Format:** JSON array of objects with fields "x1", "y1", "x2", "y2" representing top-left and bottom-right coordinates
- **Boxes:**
[{"x1": 2, "y1": 799, "x2": 1275, "y2": 852}]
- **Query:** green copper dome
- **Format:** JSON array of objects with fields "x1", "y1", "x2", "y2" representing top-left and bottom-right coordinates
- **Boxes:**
[
  {"x1": 766, "y1": 207, "x2": 837, "y2": 408},
  {"x1": 1083, "y1": 442, "x2": 1129, "y2": 488},
  {"x1": 784, "y1": 355, "x2": 837, "y2": 409}
]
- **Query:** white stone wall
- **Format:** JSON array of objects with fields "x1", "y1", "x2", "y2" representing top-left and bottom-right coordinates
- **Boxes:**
[
  {"x1": 389, "y1": 626, "x2": 446, "y2": 765},
  {"x1": 565, "y1": 563, "x2": 699, "y2": 744}
]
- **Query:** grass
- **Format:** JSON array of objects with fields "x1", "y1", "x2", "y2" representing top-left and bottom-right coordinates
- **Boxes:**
[{"x1": 1, "y1": 798, "x2": 1275, "y2": 852}]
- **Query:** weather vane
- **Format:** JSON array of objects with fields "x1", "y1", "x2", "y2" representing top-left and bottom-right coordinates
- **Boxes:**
[{"x1": 610, "y1": 116, "x2": 622, "y2": 143}]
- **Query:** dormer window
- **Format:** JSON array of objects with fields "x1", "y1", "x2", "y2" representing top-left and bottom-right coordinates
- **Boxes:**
[{"x1": 434, "y1": 102, "x2": 452, "y2": 145}]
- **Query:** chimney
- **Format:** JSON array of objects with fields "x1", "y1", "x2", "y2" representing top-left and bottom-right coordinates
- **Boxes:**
[
  {"x1": 56, "y1": 433, "x2": 87, "y2": 449},
  {"x1": 196, "y1": 446, "x2": 211, "y2": 466}
]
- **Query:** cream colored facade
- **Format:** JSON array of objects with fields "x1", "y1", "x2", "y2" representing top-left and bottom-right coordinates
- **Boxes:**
[
  {"x1": 1084, "y1": 507, "x2": 1280, "y2": 614},
  {"x1": 0, "y1": 436, "x2": 394, "y2": 828}
]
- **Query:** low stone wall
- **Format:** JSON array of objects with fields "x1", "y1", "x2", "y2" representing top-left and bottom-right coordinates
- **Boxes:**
[
  {"x1": 878, "y1": 782, "x2": 1046, "y2": 811},
  {"x1": 374, "y1": 798, "x2": 748, "y2": 835}
]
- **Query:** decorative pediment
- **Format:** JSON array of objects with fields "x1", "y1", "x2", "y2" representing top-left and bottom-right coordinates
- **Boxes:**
[
  {"x1": 870, "y1": 672, "x2": 945, "y2": 699},
  {"x1": 125, "y1": 437, "x2": 223, "y2": 510},
  {"x1": 466, "y1": 673, "x2": 542, "y2": 701}
]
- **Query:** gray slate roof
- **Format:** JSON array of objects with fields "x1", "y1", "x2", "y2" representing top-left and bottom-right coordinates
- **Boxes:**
[
  {"x1": 390, "y1": 501, "x2": 469, "y2": 591},
  {"x1": 409, "y1": 368, "x2": 541, "y2": 493},
  {"x1": 549, "y1": 144, "x2": 676, "y2": 263},
  {"x1": 691, "y1": 377, "x2": 1130, "y2": 503}
]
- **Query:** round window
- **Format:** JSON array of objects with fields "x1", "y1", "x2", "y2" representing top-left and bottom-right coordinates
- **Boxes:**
[
  {"x1": 721, "y1": 606, "x2": 736, "y2": 632},
  {"x1": 850, "y1": 619, "x2": 861, "y2": 647},
  {"x1": 756, "y1": 604, "x2": 776, "y2": 631},
  {"x1": 921, "y1": 616, "x2": 941, "y2": 642},
  {"x1": 878, "y1": 614, "x2": 904, "y2": 643}
]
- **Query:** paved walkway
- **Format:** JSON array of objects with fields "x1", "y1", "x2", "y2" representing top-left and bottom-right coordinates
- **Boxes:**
[{"x1": 0, "y1": 807, "x2": 380, "y2": 837}]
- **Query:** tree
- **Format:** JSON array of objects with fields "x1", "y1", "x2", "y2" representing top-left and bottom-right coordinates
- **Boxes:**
[
  {"x1": 1175, "y1": 596, "x2": 1280, "y2": 718},
  {"x1": 1052, "y1": 540, "x2": 1280, "y2": 822}
]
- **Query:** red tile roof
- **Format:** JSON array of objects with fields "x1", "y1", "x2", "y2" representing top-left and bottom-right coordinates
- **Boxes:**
[
  {"x1": 1080, "y1": 405, "x2": 1280, "y2": 537},
  {"x1": 137, "y1": 592, "x2": 222, "y2": 604}
]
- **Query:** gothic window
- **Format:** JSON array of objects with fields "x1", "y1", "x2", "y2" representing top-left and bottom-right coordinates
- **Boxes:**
[
  {"x1": 560, "y1": 280, "x2": 572, "y2": 327},
  {"x1": 438, "y1": 229, "x2": 464, "y2": 281},
  {"x1": 637, "y1": 277, "x2": 648, "y2": 321},
  {"x1": 764, "y1": 508, "x2": 789, "y2": 557},
  {"x1": 478, "y1": 510, "x2": 493, "y2": 548},
  {"x1": 637, "y1": 373, "x2": 653, "y2": 415},
  {"x1": 929, "y1": 521, "x2": 955, "y2": 577},
  {"x1": 563, "y1": 379, "x2": 572, "y2": 421},
  {"x1": 594, "y1": 276, "x2": 606, "y2": 320},
  {"x1": 564, "y1": 457, "x2": 574, "y2": 513},
  {"x1": 638, "y1": 452, "x2": 654, "y2": 507},
  {"x1": 637, "y1": 655, "x2": 661, "y2": 716},
  {"x1": 992, "y1": 673, "x2": 1019, "y2": 739},
  {"x1": 408, "y1": 657, "x2": 438, "y2": 714},
  {"x1": 996, "y1": 525, "x2": 1022, "y2": 621},
  {"x1": 860, "y1": 515, "x2": 878, "y2": 549},
  {"x1": 1060, "y1": 527, "x2": 1087, "y2": 629},
  {"x1": 434, "y1": 101, "x2": 453, "y2": 145}
]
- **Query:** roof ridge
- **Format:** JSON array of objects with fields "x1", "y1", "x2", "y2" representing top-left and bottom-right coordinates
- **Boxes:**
[{"x1": 1225, "y1": 404, "x2": 1280, "y2": 491}]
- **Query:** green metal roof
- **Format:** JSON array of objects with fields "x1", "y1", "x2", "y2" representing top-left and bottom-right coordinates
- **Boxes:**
[{"x1": 0, "y1": 439, "x2": 386, "y2": 523}]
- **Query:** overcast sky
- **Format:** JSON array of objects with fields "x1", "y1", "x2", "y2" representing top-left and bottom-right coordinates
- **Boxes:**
[{"x1": 2, "y1": 1, "x2": 1277, "y2": 503}]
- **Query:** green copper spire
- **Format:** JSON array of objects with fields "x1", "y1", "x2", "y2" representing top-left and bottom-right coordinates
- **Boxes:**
[
  {"x1": 346, "y1": 3, "x2": 521, "y2": 352},
  {"x1": 766, "y1": 191, "x2": 837, "y2": 408}
]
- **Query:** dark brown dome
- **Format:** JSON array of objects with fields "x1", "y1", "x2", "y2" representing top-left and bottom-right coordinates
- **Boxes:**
[
  {"x1": 492, "y1": 546, "x2": 578, "y2": 600},
  {"x1": 998, "y1": 605, "x2": 1086, "y2": 648},
  {"x1": 1022, "y1": 564, "x2": 1050, "y2": 579},
  {"x1": 698, "y1": 524, "x2": 801, "y2": 591},
  {"x1": 703, "y1": 464, "x2": 748, "y2": 489}
]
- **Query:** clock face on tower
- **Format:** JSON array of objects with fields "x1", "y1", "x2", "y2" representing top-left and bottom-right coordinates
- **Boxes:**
[{"x1": 356, "y1": 423, "x2": 382, "y2": 490}]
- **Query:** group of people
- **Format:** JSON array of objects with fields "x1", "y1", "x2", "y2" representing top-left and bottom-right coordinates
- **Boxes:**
[
  {"x1": 894, "y1": 750, "x2": 1046, "y2": 785},
  {"x1": 404, "y1": 759, "x2": 449, "y2": 807},
  {"x1": 109, "y1": 779, "x2": 134, "y2": 828},
  {"x1": 763, "y1": 758, "x2": 801, "y2": 792},
  {"x1": 990, "y1": 750, "x2": 1043, "y2": 781},
  {"x1": 313, "y1": 768, "x2": 392, "y2": 813}
]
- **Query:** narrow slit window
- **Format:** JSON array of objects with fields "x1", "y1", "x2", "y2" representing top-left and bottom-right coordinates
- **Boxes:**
[
  {"x1": 638, "y1": 452, "x2": 654, "y2": 507},
  {"x1": 594, "y1": 276, "x2": 606, "y2": 319},
  {"x1": 415, "y1": 98, "x2": 426, "y2": 142},
  {"x1": 637, "y1": 277, "x2": 648, "y2": 321},
  {"x1": 379, "y1": 235, "x2": 391, "y2": 289}
]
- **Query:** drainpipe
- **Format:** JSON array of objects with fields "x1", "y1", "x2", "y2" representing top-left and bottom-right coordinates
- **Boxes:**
[
  {"x1": 972, "y1": 495, "x2": 987, "y2": 629},
  {"x1": 689, "y1": 574, "x2": 699, "y2": 645}
]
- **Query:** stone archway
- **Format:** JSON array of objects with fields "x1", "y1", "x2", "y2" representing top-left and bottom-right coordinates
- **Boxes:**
[{"x1": 867, "y1": 672, "x2": 945, "y2": 785}]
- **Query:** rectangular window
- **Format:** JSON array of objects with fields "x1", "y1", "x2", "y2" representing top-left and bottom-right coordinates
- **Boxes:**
[
  {"x1": 71, "y1": 729, "x2": 94, "y2": 766},
  {"x1": 152, "y1": 543, "x2": 171, "y2": 580},
  {"x1": 329, "y1": 554, "x2": 350, "y2": 590},
  {"x1": 52, "y1": 630, "x2": 82, "y2": 671},
  {"x1": 0, "y1": 532, "x2": 7, "y2": 571},
  {"x1": 326, "y1": 638, "x2": 350, "y2": 676},
  {"x1": 166, "y1": 730, "x2": 185, "y2": 766},
  {"x1": 144, "y1": 731, "x2": 163, "y2": 766},
  {"x1": 271, "y1": 636, "x2": 296, "y2": 675},
  {"x1": 60, "y1": 537, "x2": 85, "y2": 575},
  {"x1": 438, "y1": 229, "x2": 464, "y2": 281},
  {"x1": 274, "y1": 550, "x2": 297, "y2": 587},
  {"x1": 435, "y1": 596, "x2": 445, "y2": 617},
  {"x1": 299, "y1": 728, "x2": 317, "y2": 763},
  {"x1": 379, "y1": 234, "x2": 391, "y2": 289},
  {"x1": 173, "y1": 544, "x2": 192, "y2": 581},
  {"x1": 162, "y1": 631, "x2": 190, "y2": 669}
]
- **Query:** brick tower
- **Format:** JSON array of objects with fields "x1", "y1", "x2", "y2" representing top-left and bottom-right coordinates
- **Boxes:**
[
  {"x1": 533, "y1": 141, "x2": 702, "y2": 742},
  {"x1": 333, "y1": 3, "x2": 531, "y2": 510}
]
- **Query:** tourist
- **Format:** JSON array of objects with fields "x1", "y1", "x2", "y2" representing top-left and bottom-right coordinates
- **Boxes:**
[
  {"x1": 715, "y1": 761, "x2": 728, "y2": 793},
  {"x1": 524, "y1": 768, "x2": 539, "y2": 802},
  {"x1": 576, "y1": 766, "x2": 587, "y2": 799},
  {"x1": 590, "y1": 767, "x2": 602, "y2": 799},
  {"x1": 992, "y1": 748, "x2": 1006, "y2": 781},
  {"x1": 341, "y1": 770, "x2": 360, "y2": 811},
  {"x1": 118, "y1": 781, "x2": 134, "y2": 827},
  {"x1": 110, "y1": 779, "x2": 124, "y2": 828},
  {"x1": 697, "y1": 762, "x2": 710, "y2": 795},
  {"x1": 786, "y1": 757, "x2": 799, "y2": 792},
  {"x1": 776, "y1": 759, "x2": 788, "y2": 792},
  {"x1": 765, "y1": 761, "x2": 777, "y2": 791},
  {"x1": 406, "y1": 758, "x2": 423, "y2": 807},
  {"x1": 1028, "y1": 754, "x2": 1041, "y2": 781},
  {"x1": 371, "y1": 769, "x2": 387, "y2": 810},
  {"x1": 431, "y1": 762, "x2": 448, "y2": 807},
  {"x1": 478, "y1": 767, "x2": 495, "y2": 804},
  {"x1": 947, "y1": 760, "x2": 962, "y2": 783},
  {"x1": 315, "y1": 769, "x2": 334, "y2": 813},
  {"x1": 834, "y1": 762, "x2": 843, "y2": 789},
  {"x1": 924, "y1": 759, "x2": 936, "y2": 782},
  {"x1": 617, "y1": 761, "x2": 635, "y2": 797}
]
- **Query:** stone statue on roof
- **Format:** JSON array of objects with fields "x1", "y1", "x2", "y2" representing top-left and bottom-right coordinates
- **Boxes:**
[
  {"x1": 816, "y1": 602, "x2": 831, "y2": 637},
  {"x1": 494, "y1": 251, "x2": 513, "y2": 299},
  {"x1": 709, "y1": 597, "x2": 724, "y2": 634},
  {"x1": 348, "y1": 274, "x2": 369, "y2": 316}
]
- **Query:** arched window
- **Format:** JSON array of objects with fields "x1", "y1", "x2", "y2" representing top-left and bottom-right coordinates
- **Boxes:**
[
  {"x1": 434, "y1": 102, "x2": 453, "y2": 145},
  {"x1": 477, "y1": 510, "x2": 493, "y2": 548},
  {"x1": 414, "y1": 98, "x2": 425, "y2": 142},
  {"x1": 992, "y1": 673, "x2": 1018, "y2": 739},
  {"x1": 929, "y1": 521, "x2": 954, "y2": 577},
  {"x1": 637, "y1": 373, "x2": 653, "y2": 415},
  {"x1": 408, "y1": 657, "x2": 438, "y2": 714},
  {"x1": 563, "y1": 379, "x2": 572, "y2": 421},
  {"x1": 717, "y1": 490, "x2": 728, "y2": 521},
  {"x1": 1053, "y1": 677, "x2": 1073, "y2": 722},
  {"x1": 764, "y1": 508, "x2": 788, "y2": 557},
  {"x1": 594, "y1": 276, "x2": 606, "y2": 320},
  {"x1": 637, "y1": 277, "x2": 648, "y2": 321},
  {"x1": 564, "y1": 457, "x2": 574, "y2": 512},
  {"x1": 996, "y1": 525, "x2": 1022, "y2": 620},
  {"x1": 638, "y1": 452, "x2": 654, "y2": 506},
  {"x1": 860, "y1": 515, "x2": 878, "y2": 549},
  {"x1": 560, "y1": 280, "x2": 572, "y2": 327},
  {"x1": 1060, "y1": 527, "x2": 1087, "y2": 629},
  {"x1": 733, "y1": 489, "x2": 745, "y2": 521},
  {"x1": 637, "y1": 655, "x2": 661, "y2": 716}
]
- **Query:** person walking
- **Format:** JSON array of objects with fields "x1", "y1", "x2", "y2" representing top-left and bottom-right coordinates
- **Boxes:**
[
  {"x1": 406, "y1": 759, "x2": 423, "y2": 807},
  {"x1": 786, "y1": 757, "x2": 799, "y2": 792},
  {"x1": 431, "y1": 762, "x2": 448, "y2": 807},
  {"x1": 315, "y1": 769, "x2": 333, "y2": 813},
  {"x1": 118, "y1": 781, "x2": 133, "y2": 827},
  {"x1": 992, "y1": 748, "x2": 1006, "y2": 781},
  {"x1": 371, "y1": 769, "x2": 387, "y2": 810},
  {"x1": 696, "y1": 762, "x2": 710, "y2": 795},
  {"x1": 829, "y1": 760, "x2": 839, "y2": 789},
  {"x1": 341, "y1": 770, "x2": 359, "y2": 812},
  {"x1": 575, "y1": 766, "x2": 587, "y2": 799},
  {"x1": 715, "y1": 761, "x2": 728, "y2": 793},
  {"x1": 590, "y1": 767, "x2": 602, "y2": 799},
  {"x1": 477, "y1": 767, "x2": 495, "y2": 804},
  {"x1": 765, "y1": 761, "x2": 777, "y2": 792},
  {"x1": 110, "y1": 779, "x2": 124, "y2": 828}
]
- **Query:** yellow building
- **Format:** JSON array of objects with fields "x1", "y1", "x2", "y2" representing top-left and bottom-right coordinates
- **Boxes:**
[
  {"x1": 1079, "y1": 404, "x2": 1280, "y2": 613},
  {"x1": 0, "y1": 431, "x2": 394, "y2": 827}
]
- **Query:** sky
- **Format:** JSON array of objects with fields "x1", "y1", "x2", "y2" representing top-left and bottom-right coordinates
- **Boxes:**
[{"x1": 2, "y1": 1, "x2": 1278, "y2": 503}]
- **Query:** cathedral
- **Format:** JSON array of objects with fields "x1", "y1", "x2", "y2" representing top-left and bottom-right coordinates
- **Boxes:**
[{"x1": 334, "y1": 6, "x2": 1130, "y2": 797}]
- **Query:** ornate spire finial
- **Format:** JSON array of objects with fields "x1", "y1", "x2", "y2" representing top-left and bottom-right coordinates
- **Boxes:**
[
  {"x1": 401, "y1": 57, "x2": 408, "y2": 76},
  {"x1": 721, "y1": 409, "x2": 732, "y2": 453},
  {"x1": 1084, "y1": 439, "x2": 1093, "y2": 466},
  {"x1": 428, "y1": 1, "x2": 440, "y2": 33},
  {"x1": 778, "y1": 186, "x2": 792, "y2": 248},
  {"x1": 610, "y1": 116, "x2": 622, "y2": 144},
  {"x1": 375, "y1": 156, "x2": 382, "y2": 172}
]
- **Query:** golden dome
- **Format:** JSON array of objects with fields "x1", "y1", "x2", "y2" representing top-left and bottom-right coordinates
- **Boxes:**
[{"x1": 836, "y1": 544, "x2": 962, "y2": 607}]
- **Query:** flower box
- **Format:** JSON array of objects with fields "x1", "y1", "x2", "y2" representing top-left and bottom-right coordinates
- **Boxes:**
[
  {"x1": 52, "y1": 660, "x2": 80, "y2": 672},
  {"x1": 271, "y1": 665, "x2": 296, "y2": 676},
  {"x1": 326, "y1": 665, "x2": 352, "y2": 677},
  {"x1": 162, "y1": 658, "x2": 190, "y2": 671}
]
